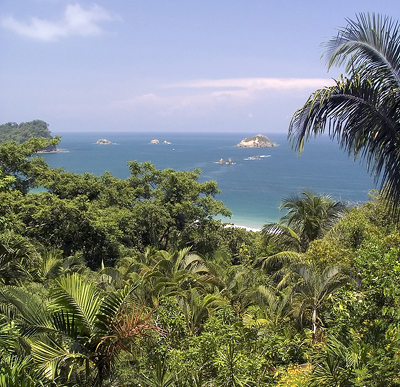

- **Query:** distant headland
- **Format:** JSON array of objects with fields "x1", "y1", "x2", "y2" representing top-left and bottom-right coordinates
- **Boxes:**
[
  {"x1": 0, "y1": 120, "x2": 60, "y2": 153},
  {"x1": 236, "y1": 134, "x2": 277, "y2": 148}
]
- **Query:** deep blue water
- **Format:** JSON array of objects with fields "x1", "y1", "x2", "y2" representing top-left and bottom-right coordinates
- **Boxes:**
[{"x1": 41, "y1": 132, "x2": 376, "y2": 229}]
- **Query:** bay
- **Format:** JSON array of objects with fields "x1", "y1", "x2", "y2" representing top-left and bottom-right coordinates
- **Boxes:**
[{"x1": 41, "y1": 132, "x2": 376, "y2": 229}]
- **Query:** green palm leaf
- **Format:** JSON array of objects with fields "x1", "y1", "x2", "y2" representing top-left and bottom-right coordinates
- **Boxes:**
[
  {"x1": 50, "y1": 273, "x2": 102, "y2": 335},
  {"x1": 0, "y1": 356, "x2": 50, "y2": 387},
  {"x1": 30, "y1": 337, "x2": 68, "y2": 368},
  {"x1": 97, "y1": 283, "x2": 138, "y2": 333},
  {"x1": 325, "y1": 13, "x2": 400, "y2": 86},
  {"x1": 262, "y1": 223, "x2": 302, "y2": 252},
  {"x1": 0, "y1": 286, "x2": 55, "y2": 337},
  {"x1": 0, "y1": 321, "x2": 18, "y2": 352}
]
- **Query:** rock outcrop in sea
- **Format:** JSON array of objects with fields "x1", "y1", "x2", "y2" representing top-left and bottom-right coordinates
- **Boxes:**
[
  {"x1": 236, "y1": 134, "x2": 277, "y2": 148},
  {"x1": 42, "y1": 144, "x2": 58, "y2": 152},
  {"x1": 218, "y1": 158, "x2": 234, "y2": 165},
  {"x1": 96, "y1": 139, "x2": 113, "y2": 145},
  {"x1": 150, "y1": 139, "x2": 160, "y2": 144}
]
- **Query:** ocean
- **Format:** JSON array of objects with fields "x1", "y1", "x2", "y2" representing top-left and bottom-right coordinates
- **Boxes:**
[{"x1": 41, "y1": 132, "x2": 376, "y2": 230}]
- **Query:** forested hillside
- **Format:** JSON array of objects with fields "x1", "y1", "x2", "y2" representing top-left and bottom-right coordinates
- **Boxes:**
[
  {"x1": 0, "y1": 137, "x2": 399, "y2": 386},
  {"x1": 0, "y1": 120, "x2": 53, "y2": 143}
]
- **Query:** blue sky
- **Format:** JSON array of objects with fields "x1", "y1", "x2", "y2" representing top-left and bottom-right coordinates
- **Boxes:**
[{"x1": 1, "y1": 1, "x2": 399, "y2": 133}]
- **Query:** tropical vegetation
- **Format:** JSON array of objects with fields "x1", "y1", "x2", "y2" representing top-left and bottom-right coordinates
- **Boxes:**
[
  {"x1": 0, "y1": 133, "x2": 399, "y2": 386},
  {"x1": 1, "y1": 11, "x2": 400, "y2": 387},
  {"x1": 0, "y1": 120, "x2": 53, "y2": 144}
]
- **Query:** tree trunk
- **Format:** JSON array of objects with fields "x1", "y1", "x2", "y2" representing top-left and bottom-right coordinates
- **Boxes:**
[{"x1": 312, "y1": 308, "x2": 318, "y2": 343}]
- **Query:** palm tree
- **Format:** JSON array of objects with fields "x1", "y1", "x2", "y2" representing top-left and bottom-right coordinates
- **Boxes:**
[
  {"x1": 263, "y1": 190, "x2": 348, "y2": 253},
  {"x1": 288, "y1": 13, "x2": 400, "y2": 209},
  {"x1": 142, "y1": 248, "x2": 212, "y2": 306},
  {"x1": 290, "y1": 264, "x2": 353, "y2": 343},
  {"x1": 206, "y1": 250, "x2": 264, "y2": 317},
  {"x1": 177, "y1": 287, "x2": 225, "y2": 334},
  {"x1": 36, "y1": 249, "x2": 84, "y2": 281},
  {"x1": 2, "y1": 273, "x2": 162, "y2": 386},
  {"x1": 246, "y1": 284, "x2": 293, "y2": 327},
  {"x1": 308, "y1": 336, "x2": 359, "y2": 387}
]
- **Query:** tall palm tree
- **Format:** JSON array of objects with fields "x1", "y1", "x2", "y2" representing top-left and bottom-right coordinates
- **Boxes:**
[
  {"x1": 263, "y1": 190, "x2": 348, "y2": 253},
  {"x1": 288, "y1": 13, "x2": 400, "y2": 209}
]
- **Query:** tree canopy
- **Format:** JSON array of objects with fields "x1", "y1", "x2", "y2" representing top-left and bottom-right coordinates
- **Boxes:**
[
  {"x1": 0, "y1": 135, "x2": 398, "y2": 385},
  {"x1": 0, "y1": 120, "x2": 53, "y2": 144}
]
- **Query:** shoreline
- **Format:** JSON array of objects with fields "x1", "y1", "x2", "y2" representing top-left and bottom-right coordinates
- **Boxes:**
[
  {"x1": 37, "y1": 148, "x2": 68, "y2": 154},
  {"x1": 225, "y1": 223, "x2": 262, "y2": 232},
  {"x1": 218, "y1": 214, "x2": 273, "y2": 232}
]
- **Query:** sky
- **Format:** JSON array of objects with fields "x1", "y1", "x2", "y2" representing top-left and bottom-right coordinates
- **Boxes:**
[{"x1": 1, "y1": 1, "x2": 400, "y2": 134}]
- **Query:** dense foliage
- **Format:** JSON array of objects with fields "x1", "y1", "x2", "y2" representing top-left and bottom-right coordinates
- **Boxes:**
[
  {"x1": 2, "y1": 12, "x2": 400, "y2": 387},
  {"x1": 0, "y1": 135, "x2": 399, "y2": 386},
  {"x1": 0, "y1": 120, "x2": 53, "y2": 144}
]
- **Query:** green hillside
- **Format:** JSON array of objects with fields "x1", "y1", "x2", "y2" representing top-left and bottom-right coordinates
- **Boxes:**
[{"x1": 0, "y1": 120, "x2": 52, "y2": 143}]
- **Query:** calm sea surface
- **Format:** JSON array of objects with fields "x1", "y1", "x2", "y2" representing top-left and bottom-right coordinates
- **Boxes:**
[{"x1": 41, "y1": 132, "x2": 376, "y2": 229}]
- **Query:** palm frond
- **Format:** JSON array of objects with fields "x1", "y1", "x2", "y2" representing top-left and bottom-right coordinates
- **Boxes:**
[
  {"x1": 50, "y1": 273, "x2": 102, "y2": 335},
  {"x1": 0, "y1": 287, "x2": 55, "y2": 337},
  {"x1": 290, "y1": 74, "x2": 400, "y2": 204},
  {"x1": 98, "y1": 283, "x2": 139, "y2": 332},
  {"x1": 0, "y1": 356, "x2": 50, "y2": 387},
  {"x1": 30, "y1": 337, "x2": 72, "y2": 380},
  {"x1": 262, "y1": 223, "x2": 302, "y2": 252},
  {"x1": 325, "y1": 13, "x2": 400, "y2": 87},
  {"x1": 0, "y1": 322, "x2": 18, "y2": 352}
]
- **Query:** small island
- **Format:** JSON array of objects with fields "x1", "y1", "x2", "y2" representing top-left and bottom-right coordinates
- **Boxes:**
[
  {"x1": 150, "y1": 139, "x2": 160, "y2": 144},
  {"x1": 96, "y1": 139, "x2": 113, "y2": 145},
  {"x1": 236, "y1": 134, "x2": 277, "y2": 148}
]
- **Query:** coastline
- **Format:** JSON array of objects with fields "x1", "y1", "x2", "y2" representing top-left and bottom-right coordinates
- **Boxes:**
[
  {"x1": 37, "y1": 148, "x2": 68, "y2": 154},
  {"x1": 225, "y1": 223, "x2": 262, "y2": 232},
  {"x1": 219, "y1": 214, "x2": 266, "y2": 232},
  {"x1": 42, "y1": 132, "x2": 374, "y2": 231}
]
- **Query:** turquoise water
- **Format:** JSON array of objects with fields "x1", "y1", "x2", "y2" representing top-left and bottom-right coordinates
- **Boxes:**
[{"x1": 41, "y1": 132, "x2": 376, "y2": 229}]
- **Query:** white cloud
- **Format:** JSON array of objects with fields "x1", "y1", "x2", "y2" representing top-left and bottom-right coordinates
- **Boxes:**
[
  {"x1": 1, "y1": 4, "x2": 117, "y2": 41},
  {"x1": 115, "y1": 77, "x2": 335, "y2": 115},
  {"x1": 167, "y1": 77, "x2": 335, "y2": 90},
  {"x1": 107, "y1": 77, "x2": 336, "y2": 129}
]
